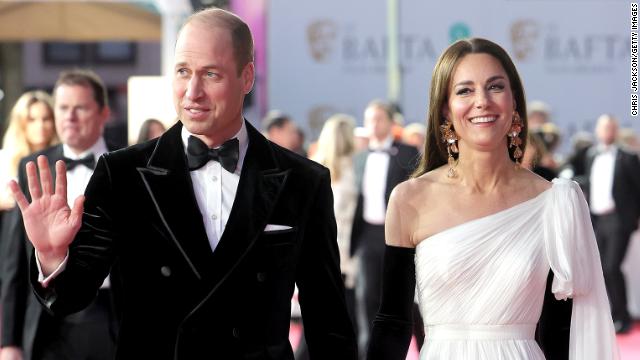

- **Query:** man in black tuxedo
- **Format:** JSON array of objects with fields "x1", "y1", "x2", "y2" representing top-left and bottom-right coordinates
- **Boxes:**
[
  {"x1": 581, "y1": 114, "x2": 640, "y2": 334},
  {"x1": 350, "y1": 100, "x2": 418, "y2": 358},
  {"x1": 7, "y1": 8, "x2": 356, "y2": 360},
  {"x1": 1, "y1": 70, "x2": 119, "y2": 359}
]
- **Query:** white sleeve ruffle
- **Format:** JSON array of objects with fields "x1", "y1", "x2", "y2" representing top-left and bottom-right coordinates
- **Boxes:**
[{"x1": 544, "y1": 178, "x2": 620, "y2": 360}]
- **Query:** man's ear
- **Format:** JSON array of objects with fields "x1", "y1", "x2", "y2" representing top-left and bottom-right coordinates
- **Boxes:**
[
  {"x1": 242, "y1": 62, "x2": 255, "y2": 94},
  {"x1": 100, "y1": 106, "x2": 111, "y2": 126}
]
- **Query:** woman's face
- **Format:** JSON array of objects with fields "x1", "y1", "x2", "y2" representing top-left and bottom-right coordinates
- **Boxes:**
[
  {"x1": 443, "y1": 53, "x2": 515, "y2": 154},
  {"x1": 25, "y1": 101, "x2": 55, "y2": 149}
]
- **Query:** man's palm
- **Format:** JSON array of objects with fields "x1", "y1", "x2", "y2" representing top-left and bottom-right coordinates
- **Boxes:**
[{"x1": 9, "y1": 156, "x2": 84, "y2": 267}]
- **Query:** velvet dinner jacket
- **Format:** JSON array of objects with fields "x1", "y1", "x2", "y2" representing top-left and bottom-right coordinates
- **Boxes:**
[{"x1": 29, "y1": 121, "x2": 357, "y2": 360}]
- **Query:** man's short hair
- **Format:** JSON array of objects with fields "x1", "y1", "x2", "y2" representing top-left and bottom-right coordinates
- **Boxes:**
[
  {"x1": 54, "y1": 69, "x2": 108, "y2": 109},
  {"x1": 183, "y1": 8, "x2": 254, "y2": 75},
  {"x1": 365, "y1": 99, "x2": 394, "y2": 121},
  {"x1": 262, "y1": 110, "x2": 291, "y2": 132}
]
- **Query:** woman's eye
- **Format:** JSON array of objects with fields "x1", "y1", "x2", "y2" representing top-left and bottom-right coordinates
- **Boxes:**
[
  {"x1": 455, "y1": 88, "x2": 471, "y2": 96},
  {"x1": 489, "y1": 83, "x2": 505, "y2": 91}
]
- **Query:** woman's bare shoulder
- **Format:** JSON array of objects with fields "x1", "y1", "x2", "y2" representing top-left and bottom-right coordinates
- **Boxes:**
[
  {"x1": 516, "y1": 167, "x2": 554, "y2": 195},
  {"x1": 392, "y1": 169, "x2": 442, "y2": 203},
  {"x1": 387, "y1": 169, "x2": 445, "y2": 247}
]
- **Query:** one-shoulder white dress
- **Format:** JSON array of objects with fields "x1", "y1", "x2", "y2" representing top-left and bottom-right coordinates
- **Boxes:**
[{"x1": 415, "y1": 179, "x2": 619, "y2": 360}]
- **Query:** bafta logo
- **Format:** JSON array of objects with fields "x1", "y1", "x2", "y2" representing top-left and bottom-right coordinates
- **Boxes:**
[
  {"x1": 307, "y1": 20, "x2": 337, "y2": 62},
  {"x1": 510, "y1": 20, "x2": 539, "y2": 61}
]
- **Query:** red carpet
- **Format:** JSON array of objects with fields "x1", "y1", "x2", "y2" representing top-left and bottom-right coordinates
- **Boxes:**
[
  {"x1": 290, "y1": 321, "x2": 640, "y2": 359},
  {"x1": 617, "y1": 321, "x2": 640, "y2": 360}
]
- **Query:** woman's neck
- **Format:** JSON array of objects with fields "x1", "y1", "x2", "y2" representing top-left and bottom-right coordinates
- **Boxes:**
[{"x1": 453, "y1": 148, "x2": 516, "y2": 194}]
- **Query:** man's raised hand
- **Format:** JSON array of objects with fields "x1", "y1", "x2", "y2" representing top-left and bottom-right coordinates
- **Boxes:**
[{"x1": 9, "y1": 155, "x2": 84, "y2": 274}]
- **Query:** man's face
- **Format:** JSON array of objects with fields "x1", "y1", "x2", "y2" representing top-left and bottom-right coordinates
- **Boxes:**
[
  {"x1": 364, "y1": 106, "x2": 394, "y2": 142},
  {"x1": 269, "y1": 120, "x2": 298, "y2": 150},
  {"x1": 596, "y1": 117, "x2": 618, "y2": 146},
  {"x1": 54, "y1": 84, "x2": 108, "y2": 153},
  {"x1": 173, "y1": 22, "x2": 254, "y2": 145}
]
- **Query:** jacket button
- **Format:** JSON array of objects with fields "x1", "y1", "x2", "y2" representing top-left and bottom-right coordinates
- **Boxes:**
[
  {"x1": 160, "y1": 266, "x2": 172, "y2": 277},
  {"x1": 232, "y1": 327, "x2": 240, "y2": 338},
  {"x1": 256, "y1": 272, "x2": 266, "y2": 282}
]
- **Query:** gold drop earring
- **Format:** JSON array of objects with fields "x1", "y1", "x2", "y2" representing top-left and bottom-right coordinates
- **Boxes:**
[
  {"x1": 508, "y1": 111, "x2": 523, "y2": 167},
  {"x1": 440, "y1": 118, "x2": 459, "y2": 178}
]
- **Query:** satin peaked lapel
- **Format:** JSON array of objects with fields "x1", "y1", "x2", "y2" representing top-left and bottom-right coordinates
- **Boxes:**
[
  {"x1": 136, "y1": 123, "x2": 213, "y2": 280},
  {"x1": 207, "y1": 123, "x2": 289, "y2": 288}
]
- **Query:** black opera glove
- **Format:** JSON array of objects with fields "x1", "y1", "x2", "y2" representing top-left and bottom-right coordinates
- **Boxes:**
[{"x1": 367, "y1": 245, "x2": 416, "y2": 360}]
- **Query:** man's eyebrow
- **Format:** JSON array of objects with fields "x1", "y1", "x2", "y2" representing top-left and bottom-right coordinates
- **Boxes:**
[{"x1": 174, "y1": 62, "x2": 222, "y2": 70}]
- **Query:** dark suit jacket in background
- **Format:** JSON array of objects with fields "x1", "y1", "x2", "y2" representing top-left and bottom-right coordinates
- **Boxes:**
[
  {"x1": 580, "y1": 146, "x2": 640, "y2": 232},
  {"x1": 350, "y1": 142, "x2": 419, "y2": 256},
  {"x1": 0, "y1": 143, "x2": 120, "y2": 359},
  {"x1": 27, "y1": 121, "x2": 357, "y2": 359}
]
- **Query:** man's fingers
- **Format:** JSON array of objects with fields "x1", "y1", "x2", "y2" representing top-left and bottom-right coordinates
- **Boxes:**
[
  {"x1": 25, "y1": 161, "x2": 42, "y2": 200},
  {"x1": 70, "y1": 195, "x2": 85, "y2": 230},
  {"x1": 38, "y1": 155, "x2": 53, "y2": 195},
  {"x1": 8, "y1": 180, "x2": 29, "y2": 212},
  {"x1": 55, "y1": 160, "x2": 68, "y2": 199}
]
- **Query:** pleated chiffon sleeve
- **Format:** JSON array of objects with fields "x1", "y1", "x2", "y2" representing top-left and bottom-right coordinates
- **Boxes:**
[{"x1": 543, "y1": 178, "x2": 620, "y2": 360}]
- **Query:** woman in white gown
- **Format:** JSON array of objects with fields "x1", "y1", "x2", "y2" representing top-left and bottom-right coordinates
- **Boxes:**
[{"x1": 367, "y1": 38, "x2": 619, "y2": 360}]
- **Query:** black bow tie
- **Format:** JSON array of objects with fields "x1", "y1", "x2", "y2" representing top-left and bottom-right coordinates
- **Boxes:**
[
  {"x1": 63, "y1": 154, "x2": 96, "y2": 170},
  {"x1": 369, "y1": 147, "x2": 397, "y2": 156},
  {"x1": 187, "y1": 136, "x2": 239, "y2": 173}
]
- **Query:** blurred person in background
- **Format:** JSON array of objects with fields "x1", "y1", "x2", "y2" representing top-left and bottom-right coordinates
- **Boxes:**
[
  {"x1": 353, "y1": 126, "x2": 370, "y2": 152},
  {"x1": 136, "y1": 118, "x2": 167, "y2": 144},
  {"x1": 0, "y1": 91, "x2": 58, "y2": 212},
  {"x1": 579, "y1": 114, "x2": 640, "y2": 334},
  {"x1": 537, "y1": 122, "x2": 562, "y2": 167},
  {"x1": 1, "y1": 70, "x2": 119, "y2": 360},
  {"x1": 558, "y1": 131, "x2": 594, "y2": 180},
  {"x1": 527, "y1": 100, "x2": 551, "y2": 131},
  {"x1": 292, "y1": 114, "x2": 359, "y2": 360},
  {"x1": 619, "y1": 127, "x2": 640, "y2": 152},
  {"x1": 522, "y1": 131, "x2": 556, "y2": 181},
  {"x1": 292, "y1": 127, "x2": 307, "y2": 157},
  {"x1": 0, "y1": 90, "x2": 58, "y2": 311},
  {"x1": 312, "y1": 114, "x2": 358, "y2": 289},
  {"x1": 351, "y1": 99, "x2": 418, "y2": 359},
  {"x1": 402, "y1": 123, "x2": 427, "y2": 153},
  {"x1": 262, "y1": 110, "x2": 300, "y2": 152}
]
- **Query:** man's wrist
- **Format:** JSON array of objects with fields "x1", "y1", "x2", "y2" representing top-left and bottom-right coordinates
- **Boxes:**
[{"x1": 37, "y1": 249, "x2": 68, "y2": 275}]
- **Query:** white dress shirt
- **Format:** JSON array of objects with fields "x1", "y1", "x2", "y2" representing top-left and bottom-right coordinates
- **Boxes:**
[
  {"x1": 362, "y1": 136, "x2": 393, "y2": 225},
  {"x1": 589, "y1": 145, "x2": 617, "y2": 215},
  {"x1": 63, "y1": 138, "x2": 108, "y2": 208},
  {"x1": 182, "y1": 121, "x2": 249, "y2": 252}
]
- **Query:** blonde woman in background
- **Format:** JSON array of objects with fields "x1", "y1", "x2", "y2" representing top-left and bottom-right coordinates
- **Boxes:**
[
  {"x1": 0, "y1": 90, "x2": 58, "y2": 211},
  {"x1": 312, "y1": 113, "x2": 358, "y2": 288},
  {"x1": 0, "y1": 90, "x2": 57, "y2": 328},
  {"x1": 284, "y1": 113, "x2": 359, "y2": 360}
]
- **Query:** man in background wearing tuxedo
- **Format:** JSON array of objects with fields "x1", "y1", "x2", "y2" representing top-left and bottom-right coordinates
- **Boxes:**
[
  {"x1": 350, "y1": 100, "x2": 419, "y2": 359},
  {"x1": 1, "y1": 70, "x2": 118, "y2": 360},
  {"x1": 583, "y1": 114, "x2": 640, "y2": 334}
]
